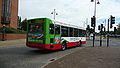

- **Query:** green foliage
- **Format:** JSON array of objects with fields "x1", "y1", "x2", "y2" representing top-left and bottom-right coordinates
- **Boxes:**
[
  {"x1": 18, "y1": 16, "x2": 22, "y2": 29},
  {"x1": 21, "y1": 18, "x2": 27, "y2": 31},
  {"x1": 117, "y1": 23, "x2": 120, "y2": 30},
  {"x1": 0, "y1": 26, "x2": 27, "y2": 34},
  {"x1": 116, "y1": 23, "x2": 120, "y2": 34},
  {"x1": 116, "y1": 30, "x2": 120, "y2": 34}
]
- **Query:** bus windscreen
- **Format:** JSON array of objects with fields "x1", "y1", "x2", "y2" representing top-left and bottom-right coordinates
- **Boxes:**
[{"x1": 29, "y1": 23, "x2": 43, "y2": 33}]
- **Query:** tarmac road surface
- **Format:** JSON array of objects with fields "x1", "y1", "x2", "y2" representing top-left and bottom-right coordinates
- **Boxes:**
[
  {"x1": 0, "y1": 40, "x2": 84, "y2": 68},
  {"x1": 0, "y1": 38, "x2": 120, "y2": 68}
]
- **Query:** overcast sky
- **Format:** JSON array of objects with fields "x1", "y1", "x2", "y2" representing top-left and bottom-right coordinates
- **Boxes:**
[{"x1": 18, "y1": 0, "x2": 120, "y2": 30}]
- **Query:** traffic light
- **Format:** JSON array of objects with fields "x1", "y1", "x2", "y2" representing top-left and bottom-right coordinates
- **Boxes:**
[
  {"x1": 86, "y1": 25, "x2": 90, "y2": 30},
  {"x1": 98, "y1": 24, "x2": 104, "y2": 31},
  {"x1": 91, "y1": 16, "x2": 96, "y2": 27},
  {"x1": 110, "y1": 15, "x2": 115, "y2": 28},
  {"x1": 98, "y1": 25, "x2": 100, "y2": 30},
  {"x1": 104, "y1": 27, "x2": 106, "y2": 32},
  {"x1": 90, "y1": 28, "x2": 94, "y2": 33},
  {"x1": 114, "y1": 27, "x2": 117, "y2": 32},
  {"x1": 101, "y1": 24, "x2": 103, "y2": 29},
  {"x1": 91, "y1": 0, "x2": 94, "y2": 2}
]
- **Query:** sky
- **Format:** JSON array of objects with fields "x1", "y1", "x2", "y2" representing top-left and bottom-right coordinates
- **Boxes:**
[{"x1": 18, "y1": 0, "x2": 120, "y2": 31}]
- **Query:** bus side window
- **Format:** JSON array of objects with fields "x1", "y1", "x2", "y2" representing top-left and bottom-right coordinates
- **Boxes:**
[
  {"x1": 82, "y1": 30, "x2": 86, "y2": 37},
  {"x1": 49, "y1": 24, "x2": 54, "y2": 34},
  {"x1": 61, "y1": 26, "x2": 68, "y2": 37},
  {"x1": 79, "y1": 30, "x2": 86, "y2": 37},
  {"x1": 74, "y1": 29, "x2": 79, "y2": 37},
  {"x1": 70, "y1": 28, "x2": 74, "y2": 37},
  {"x1": 79, "y1": 29, "x2": 82, "y2": 37},
  {"x1": 55, "y1": 25, "x2": 60, "y2": 35}
]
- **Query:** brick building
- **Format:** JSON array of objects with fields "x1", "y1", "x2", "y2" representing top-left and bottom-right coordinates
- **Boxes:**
[
  {"x1": 0, "y1": 0, "x2": 26, "y2": 41},
  {"x1": 0, "y1": 0, "x2": 18, "y2": 29}
]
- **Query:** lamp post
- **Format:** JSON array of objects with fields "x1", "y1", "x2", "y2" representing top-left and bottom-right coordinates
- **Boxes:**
[
  {"x1": 91, "y1": 0, "x2": 100, "y2": 47},
  {"x1": 2, "y1": 24, "x2": 6, "y2": 41},
  {"x1": 51, "y1": 9, "x2": 58, "y2": 20}
]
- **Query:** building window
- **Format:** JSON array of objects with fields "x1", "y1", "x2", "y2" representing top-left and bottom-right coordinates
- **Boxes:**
[{"x1": 1, "y1": 0, "x2": 12, "y2": 24}]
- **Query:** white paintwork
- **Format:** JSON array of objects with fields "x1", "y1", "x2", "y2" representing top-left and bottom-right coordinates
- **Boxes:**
[
  {"x1": 52, "y1": 20, "x2": 85, "y2": 30},
  {"x1": 61, "y1": 37, "x2": 86, "y2": 42}
]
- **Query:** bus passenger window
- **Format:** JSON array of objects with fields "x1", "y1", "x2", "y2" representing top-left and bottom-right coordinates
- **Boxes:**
[
  {"x1": 82, "y1": 30, "x2": 86, "y2": 37},
  {"x1": 70, "y1": 28, "x2": 74, "y2": 37},
  {"x1": 50, "y1": 24, "x2": 54, "y2": 34},
  {"x1": 79, "y1": 29, "x2": 82, "y2": 37},
  {"x1": 55, "y1": 25, "x2": 60, "y2": 35},
  {"x1": 74, "y1": 29, "x2": 79, "y2": 37},
  {"x1": 61, "y1": 26, "x2": 68, "y2": 37},
  {"x1": 79, "y1": 30, "x2": 86, "y2": 37}
]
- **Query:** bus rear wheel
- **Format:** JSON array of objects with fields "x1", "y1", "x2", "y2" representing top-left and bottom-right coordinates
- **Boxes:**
[
  {"x1": 78, "y1": 40, "x2": 82, "y2": 47},
  {"x1": 61, "y1": 42, "x2": 66, "y2": 51}
]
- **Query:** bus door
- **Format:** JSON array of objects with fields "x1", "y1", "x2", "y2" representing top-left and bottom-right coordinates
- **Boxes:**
[{"x1": 49, "y1": 24, "x2": 61, "y2": 44}]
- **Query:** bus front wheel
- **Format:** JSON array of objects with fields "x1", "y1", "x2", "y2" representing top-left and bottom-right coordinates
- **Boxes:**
[
  {"x1": 78, "y1": 40, "x2": 82, "y2": 47},
  {"x1": 61, "y1": 42, "x2": 66, "y2": 51}
]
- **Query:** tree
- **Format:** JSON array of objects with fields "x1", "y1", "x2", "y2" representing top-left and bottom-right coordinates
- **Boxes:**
[
  {"x1": 18, "y1": 16, "x2": 22, "y2": 29},
  {"x1": 116, "y1": 23, "x2": 120, "y2": 34},
  {"x1": 21, "y1": 18, "x2": 27, "y2": 31},
  {"x1": 117, "y1": 23, "x2": 120, "y2": 30}
]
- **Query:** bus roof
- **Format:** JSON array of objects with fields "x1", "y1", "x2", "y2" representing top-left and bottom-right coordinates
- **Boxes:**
[
  {"x1": 53, "y1": 20, "x2": 85, "y2": 30},
  {"x1": 28, "y1": 18, "x2": 85, "y2": 30}
]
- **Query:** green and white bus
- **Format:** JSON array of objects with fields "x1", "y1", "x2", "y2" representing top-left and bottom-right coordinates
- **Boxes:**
[{"x1": 26, "y1": 18, "x2": 86, "y2": 50}]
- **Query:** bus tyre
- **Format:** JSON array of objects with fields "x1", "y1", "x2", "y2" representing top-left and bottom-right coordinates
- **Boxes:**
[
  {"x1": 61, "y1": 42, "x2": 66, "y2": 51},
  {"x1": 78, "y1": 40, "x2": 82, "y2": 47}
]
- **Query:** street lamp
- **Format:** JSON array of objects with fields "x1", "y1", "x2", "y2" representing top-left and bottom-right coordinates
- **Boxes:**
[
  {"x1": 91, "y1": 0, "x2": 100, "y2": 47},
  {"x1": 51, "y1": 9, "x2": 58, "y2": 20},
  {"x1": 91, "y1": 0, "x2": 100, "y2": 16},
  {"x1": 2, "y1": 24, "x2": 6, "y2": 41}
]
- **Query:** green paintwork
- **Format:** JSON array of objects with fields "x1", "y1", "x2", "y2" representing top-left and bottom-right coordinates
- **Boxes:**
[{"x1": 26, "y1": 18, "x2": 61, "y2": 44}]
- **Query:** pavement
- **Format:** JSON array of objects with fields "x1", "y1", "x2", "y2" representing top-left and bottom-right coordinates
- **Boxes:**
[
  {"x1": 44, "y1": 46, "x2": 120, "y2": 68},
  {"x1": 0, "y1": 39, "x2": 26, "y2": 47}
]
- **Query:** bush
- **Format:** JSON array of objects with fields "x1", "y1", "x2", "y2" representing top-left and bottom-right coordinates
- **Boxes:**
[{"x1": 0, "y1": 26, "x2": 27, "y2": 34}]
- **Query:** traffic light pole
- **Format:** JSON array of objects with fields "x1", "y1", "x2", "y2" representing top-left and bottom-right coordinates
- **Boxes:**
[
  {"x1": 91, "y1": 16, "x2": 96, "y2": 47},
  {"x1": 93, "y1": 27, "x2": 95, "y2": 47},
  {"x1": 91, "y1": 0, "x2": 100, "y2": 47},
  {"x1": 107, "y1": 19, "x2": 109, "y2": 47},
  {"x1": 93, "y1": 0, "x2": 97, "y2": 47},
  {"x1": 100, "y1": 26, "x2": 102, "y2": 47}
]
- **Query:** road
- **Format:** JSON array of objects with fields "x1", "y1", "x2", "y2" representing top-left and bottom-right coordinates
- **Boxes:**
[
  {"x1": 0, "y1": 44, "x2": 84, "y2": 68},
  {"x1": 88, "y1": 38, "x2": 120, "y2": 47},
  {"x1": 0, "y1": 38, "x2": 120, "y2": 68}
]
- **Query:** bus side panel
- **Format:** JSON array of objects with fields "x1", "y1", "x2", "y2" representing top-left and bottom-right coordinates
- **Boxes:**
[
  {"x1": 44, "y1": 18, "x2": 50, "y2": 44},
  {"x1": 67, "y1": 42, "x2": 79, "y2": 47},
  {"x1": 61, "y1": 37, "x2": 86, "y2": 47},
  {"x1": 66, "y1": 41, "x2": 86, "y2": 47},
  {"x1": 26, "y1": 42, "x2": 62, "y2": 50},
  {"x1": 82, "y1": 41, "x2": 86, "y2": 44}
]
